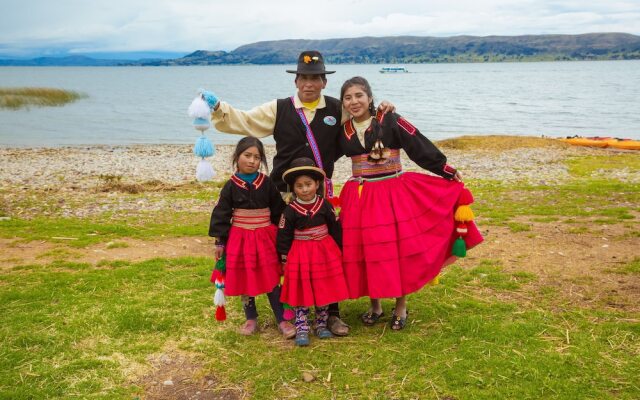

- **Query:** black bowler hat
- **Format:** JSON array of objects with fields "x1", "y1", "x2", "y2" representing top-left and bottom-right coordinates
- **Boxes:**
[
  {"x1": 282, "y1": 157, "x2": 326, "y2": 187},
  {"x1": 286, "y1": 50, "x2": 335, "y2": 75}
]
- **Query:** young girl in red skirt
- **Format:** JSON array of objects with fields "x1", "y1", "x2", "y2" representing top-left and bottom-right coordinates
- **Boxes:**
[
  {"x1": 209, "y1": 137, "x2": 295, "y2": 339},
  {"x1": 339, "y1": 76, "x2": 484, "y2": 330},
  {"x1": 277, "y1": 158, "x2": 350, "y2": 346}
]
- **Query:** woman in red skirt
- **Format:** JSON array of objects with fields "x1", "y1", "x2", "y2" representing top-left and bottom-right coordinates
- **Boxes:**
[
  {"x1": 338, "y1": 76, "x2": 484, "y2": 330},
  {"x1": 277, "y1": 158, "x2": 349, "y2": 346},
  {"x1": 209, "y1": 137, "x2": 295, "y2": 338}
]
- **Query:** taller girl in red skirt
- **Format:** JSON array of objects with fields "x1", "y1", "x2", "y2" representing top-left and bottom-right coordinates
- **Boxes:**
[
  {"x1": 209, "y1": 137, "x2": 295, "y2": 339},
  {"x1": 277, "y1": 158, "x2": 350, "y2": 346},
  {"x1": 338, "y1": 76, "x2": 483, "y2": 330}
]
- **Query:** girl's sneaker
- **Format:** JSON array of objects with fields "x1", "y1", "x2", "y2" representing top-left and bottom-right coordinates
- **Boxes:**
[
  {"x1": 295, "y1": 331, "x2": 310, "y2": 346},
  {"x1": 315, "y1": 326, "x2": 333, "y2": 339}
]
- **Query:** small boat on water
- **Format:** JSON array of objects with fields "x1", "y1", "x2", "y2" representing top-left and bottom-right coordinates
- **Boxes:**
[
  {"x1": 559, "y1": 136, "x2": 640, "y2": 150},
  {"x1": 379, "y1": 67, "x2": 409, "y2": 73}
]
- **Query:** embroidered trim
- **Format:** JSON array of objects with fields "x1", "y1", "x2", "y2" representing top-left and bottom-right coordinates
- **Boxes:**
[
  {"x1": 344, "y1": 119, "x2": 356, "y2": 140},
  {"x1": 230, "y1": 173, "x2": 265, "y2": 190},
  {"x1": 253, "y1": 173, "x2": 265, "y2": 189},
  {"x1": 294, "y1": 224, "x2": 329, "y2": 241},
  {"x1": 376, "y1": 110, "x2": 386, "y2": 124},
  {"x1": 443, "y1": 164, "x2": 456, "y2": 177},
  {"x1": 231, "y1": 208, "x2": 271, "y2": 230},
  {"x1": 397, "y1": 117, "x2": 416, "y2": 136},
  {"x1": 351, "y1": 149, "x2": 402, "y2": 177},
  {"x1": 290, "y1": 197, "x2": 324, "y2": 217}
]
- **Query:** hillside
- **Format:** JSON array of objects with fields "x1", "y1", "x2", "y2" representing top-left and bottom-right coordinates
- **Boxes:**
[
  {"x1": 2, "y1": 33, "x2": 639, "y2": 66},
  {"x1": 144, "y1": 32, "x2": 640, "y2": 65}
]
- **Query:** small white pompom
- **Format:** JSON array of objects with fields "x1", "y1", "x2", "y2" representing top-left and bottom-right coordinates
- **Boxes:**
[
  {"x1": 196, "y1": 159, "x2": 216, "y2": 182},
  {"x1": 188, "y1": 96, "x2": 211, "y2": 119}
]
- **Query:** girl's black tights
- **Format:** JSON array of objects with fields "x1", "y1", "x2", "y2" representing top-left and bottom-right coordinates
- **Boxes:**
[{"x1": 242, "y1": 285, "x2": 285, "y2": 323}]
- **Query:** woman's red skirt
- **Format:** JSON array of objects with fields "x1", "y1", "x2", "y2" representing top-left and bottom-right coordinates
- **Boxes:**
[
  {"x1": 280, "y1": 236, "x2": 349, "y2": 307},
  {"x1": 220, "y1": 224, "x2": 282, "y2": 297},
  {"x1": 339, "y1": 172, "x2": 483, "y2": 299}
]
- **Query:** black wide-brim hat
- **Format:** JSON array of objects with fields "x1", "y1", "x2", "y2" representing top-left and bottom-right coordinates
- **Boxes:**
[
  {"x1": 282, "y1": 157, "x2": 326, "y2": 187},
  {"x1": 286, "y1": 50, "x2": 335, "y2": 75}
]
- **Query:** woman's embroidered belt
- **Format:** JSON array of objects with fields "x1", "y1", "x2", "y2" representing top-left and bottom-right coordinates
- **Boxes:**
[
  {"x1": 232, "y1": 208, "x2": 271, "y2": 230},
  {"x1": 351, "y1": 149, "x2": 402, "y2": 178},
  {"x1": 294, "y1": 224, "x2": 329, "y2": 240}
]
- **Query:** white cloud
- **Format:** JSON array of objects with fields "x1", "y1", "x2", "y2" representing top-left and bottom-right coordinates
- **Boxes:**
[{"x1": 0, "y1": 0, "x2": 638, "y2": 56}]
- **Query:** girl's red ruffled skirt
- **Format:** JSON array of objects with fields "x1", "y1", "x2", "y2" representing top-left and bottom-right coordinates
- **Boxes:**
[
  {"x1": 340, "y1": 172, "x2": 483, "y2": 299},
  {"x1": 220, "y1": 224, "x2": 282, "y2": 297},
  {"x1": 280, "y1": 236, "x2": 349, "y2": 307}
]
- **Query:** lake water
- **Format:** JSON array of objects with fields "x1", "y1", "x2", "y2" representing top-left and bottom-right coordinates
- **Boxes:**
[{"x1": 0, "y1": 61, "x2": 639, "y2": 147}]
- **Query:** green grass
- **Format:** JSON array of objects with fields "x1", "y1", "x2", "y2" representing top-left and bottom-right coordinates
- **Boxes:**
[
  {"x1": 0, "y1": 87, "x2": 85, "y2": 109},
  {"x1": 106, "y1": 241, "x2": 129, "y2": 249},
  {"x1": 0, "y1": 258, "x2": 637, "y2": 399},
  {"x1": 565, "y1": 154, "x2": 640, "y2": 178},
  {"x1": 609, "y1": 258, "x2": 640, "y2": 275},
  {"x1": 0, "y1": 212, "x2": 209, "y2": 247},
  {"x1": 470, "y1": 179, "x2": 639, "y2": 226}
]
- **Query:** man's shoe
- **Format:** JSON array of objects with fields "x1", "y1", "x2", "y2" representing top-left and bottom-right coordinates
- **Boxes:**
[{"x1": 327, "y1": 315, "x2": 350, "y2": 336}]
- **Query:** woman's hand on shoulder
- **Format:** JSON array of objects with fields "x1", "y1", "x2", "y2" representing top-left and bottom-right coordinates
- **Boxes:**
[{"x1": 454, "y1": 171, "x2": 463, "y2": 182}]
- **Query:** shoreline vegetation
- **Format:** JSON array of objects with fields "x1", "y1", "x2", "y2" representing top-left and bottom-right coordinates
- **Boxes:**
[
  {"x1": 1, "y1": 136, "x2": 639, "y2": 399},
  {"x1": 0, "y1": 87, "x2": 85, "y2": 110}
]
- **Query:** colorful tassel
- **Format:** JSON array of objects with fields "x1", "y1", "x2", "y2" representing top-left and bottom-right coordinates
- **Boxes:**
[
  {"x1": 194, "y1": 134, "x2": 214, "y2": 158},
  {"x1": 189, "y1": 95, "x2": 216, "y2": 181},
  {"x1": 452, "y1": 188, "x2": 476, "y2": 258},
  {"x1": 214, "y1": 255, "x2": 226, "y2": 273},
  {"x1": 456, "y1": 223, "x2": 468, "y2": 237},
  {"x1": 452, "y1": 237, "x2": 467, "y2": 257},
  {"x1": 196, "y1": 159, "x2": 215, "y2": 181},
  {"x1": 212, "y1": 256, "x2": 226, "y2": 321},
  {"x1": 454, "y1": 205, "x2": 474, "y2": 222},
  {"x1": 215, "y1": 306, "x2": 226, "y2": 321},
  {"x1": 210, "y1": 269, "x2": 222, "y2": 283},
  {"x1": 188, "y1": 96, "x2": 211, "y2": 120}
]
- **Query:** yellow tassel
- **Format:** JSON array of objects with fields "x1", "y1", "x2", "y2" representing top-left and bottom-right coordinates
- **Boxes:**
[
  {"x1": 358, "y1": 184, "x2": 363, "y2": 198},
  {"x1": 283, "y1": 192, "x2": 294, "y2": 204},
  {"x1": 454, "y1": 205, "x2": 474, "y2": 222},
  {"x1": 428, "y1": 275, "x2": 440, "y2": 285}
]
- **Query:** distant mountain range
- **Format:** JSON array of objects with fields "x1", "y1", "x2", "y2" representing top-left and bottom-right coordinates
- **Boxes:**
[{"x1": 2, "y1": 33, "x2": 639, "y2": 66}]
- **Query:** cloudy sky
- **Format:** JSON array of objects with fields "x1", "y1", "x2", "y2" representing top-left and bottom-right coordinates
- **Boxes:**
[{"x1": 1, "y1": 0, "x2": 639, "y2": 57}]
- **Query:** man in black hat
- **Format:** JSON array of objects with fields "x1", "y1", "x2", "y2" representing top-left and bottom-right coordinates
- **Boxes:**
[{"x1": 201, "y1": 50, "x2": 395, "y2": 336}]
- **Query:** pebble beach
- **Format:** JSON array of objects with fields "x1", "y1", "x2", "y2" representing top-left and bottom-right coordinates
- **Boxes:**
[{"x1": 3, "y1": 142, "x2": 631, "y2": 191}]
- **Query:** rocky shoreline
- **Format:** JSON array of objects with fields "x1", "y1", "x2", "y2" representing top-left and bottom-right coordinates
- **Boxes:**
[{"x1": 0, "y1": 143, "x2": 635, "y2": 191}]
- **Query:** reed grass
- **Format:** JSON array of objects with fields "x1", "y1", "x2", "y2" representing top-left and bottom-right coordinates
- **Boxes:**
[{"x1": 0, "y1": 87, "x2": 85, "y2": 109}]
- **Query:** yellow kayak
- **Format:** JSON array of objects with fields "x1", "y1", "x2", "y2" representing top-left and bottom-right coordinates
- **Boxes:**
[
  {"x1": 606, "y1": 140, "x2": 640, "y2": 150},
  {"x1": 559, "y1": 137, "x2": 609, "y2": 148},
  {"x1": 559, "y1": 137, "x2": 640, "y2": 150}
]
